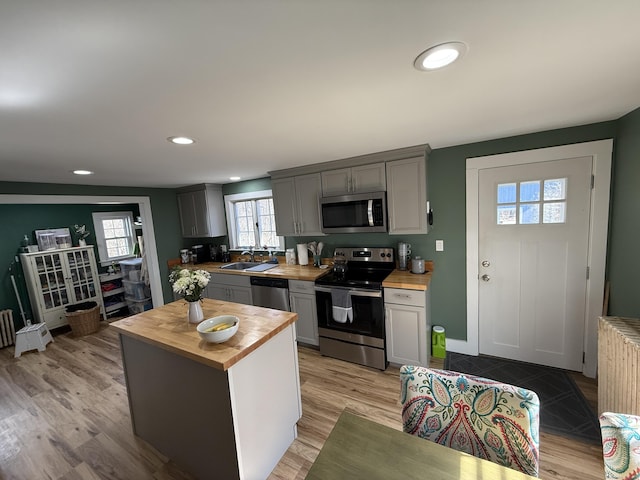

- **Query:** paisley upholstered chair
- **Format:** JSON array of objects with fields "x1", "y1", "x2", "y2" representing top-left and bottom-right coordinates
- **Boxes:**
[
  {"x1": 400, "y1": 365, "x2": 540, "y2": 477},
  {"x1": 599, "y1": 412, "x2": 640, "y2": 479}
]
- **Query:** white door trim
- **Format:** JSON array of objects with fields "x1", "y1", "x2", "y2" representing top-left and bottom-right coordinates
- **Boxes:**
[
  {"x1": 0, "y1": 194, "x2": 164, "y2": 309},
  {"x1": 459, "y1": 139, "x2": 612, "y2": 377}
]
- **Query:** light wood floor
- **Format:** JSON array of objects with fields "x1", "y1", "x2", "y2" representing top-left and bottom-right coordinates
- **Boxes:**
[{"x1": 0, "y1": 323, "x2": 604, "y2": 479}]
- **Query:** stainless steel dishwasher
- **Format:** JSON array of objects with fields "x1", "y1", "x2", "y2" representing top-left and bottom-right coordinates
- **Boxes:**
[{"x1": 250, "y1": 277, "x2": 290, "y2": 311}]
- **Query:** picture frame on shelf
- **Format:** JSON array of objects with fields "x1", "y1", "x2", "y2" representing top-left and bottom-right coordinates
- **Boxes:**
[{"x1": 35, "y1": 228, "x2": 72, "y2": 251}]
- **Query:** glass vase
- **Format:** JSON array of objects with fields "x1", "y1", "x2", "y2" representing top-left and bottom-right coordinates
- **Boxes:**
[{"x1": 188, "y1": 300, "x2": 204, "y2": 324}]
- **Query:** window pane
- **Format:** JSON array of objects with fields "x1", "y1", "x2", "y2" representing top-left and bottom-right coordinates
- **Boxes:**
[
  {"x1": 520, "y1": 181, "x2": 540, "y2": 202},
  {"x1": 497, "y1": 205, "x2": 516, "y2": 225},
  {"x1": 238, "y1": 232, "x2": 253, "y2": 246},
  {"x1": 543, "y1": 202, "x2": 566, "y2": 223},
  {"x1": 103, "y1": 219, "x2": 113, "y2": 229},
  {"x1": 497, "y1": 183, "x2": 516, "y2": 204},
  {"x1": 544, "y1": 178, "x2": 566, "y2": 200},
  {"x1": 519, "y1": 204, "x2": 540, "y2": 224}
]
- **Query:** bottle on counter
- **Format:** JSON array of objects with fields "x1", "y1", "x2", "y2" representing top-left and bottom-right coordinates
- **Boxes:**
[{"x1": 285, "y1": 248, "x2": 297, "y2": 265}]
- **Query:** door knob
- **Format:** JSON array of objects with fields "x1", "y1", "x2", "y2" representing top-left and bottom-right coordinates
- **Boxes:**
[
  {"x1": 481, "y1": 274, "x2": 490, "y2": 282},
  {"x1": 481, "y1": 260, "x2": 490, "y2": 267}
]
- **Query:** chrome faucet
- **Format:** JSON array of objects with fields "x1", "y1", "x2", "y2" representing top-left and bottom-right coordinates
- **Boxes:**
[{"x1": 241, "y1": 248, "x2": 255, "y2": 262}]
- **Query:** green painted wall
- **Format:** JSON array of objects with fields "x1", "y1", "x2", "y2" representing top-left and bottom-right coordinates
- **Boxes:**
[
  {"x1": 0, "y1": 182, "x2": 184, "y2": 328},
  {"x1": 606, "y1": 108, "x2": 640, "y2": 316},
  {"x1": 426, "y1": 121, "x2": 618, "y2": 339},
  {"x1": 0, "y1": 203, "x2": 139, "y2": 323}
]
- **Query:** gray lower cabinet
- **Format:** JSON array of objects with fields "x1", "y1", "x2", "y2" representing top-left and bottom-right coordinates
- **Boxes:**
[
  {"x1": 289, "y1": 280, "x2": 318, "y2": 346},
  {"x1": 386, "y1": 156, "x2": 428, "y2": 235},
  {"x1": 384, "y1": 287, "x2": 430, "y2": 367},
  {"x1": 205, "y1": 273, "x2": 252, "y2": 305}
]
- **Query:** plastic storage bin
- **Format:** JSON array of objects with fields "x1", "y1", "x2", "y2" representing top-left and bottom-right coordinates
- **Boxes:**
[
  {"x1": 122, "y1": 279, "x2": 151, "y2": 300},
  {"x1": 119, "y1": 258, "x2": 142, "y2": 280},
  {"x1": 432, "y1": 326, "x2": 446, "y2": 359},
  {"x1": 126, "y1": 297, "x2": 152, "y2": 314}
]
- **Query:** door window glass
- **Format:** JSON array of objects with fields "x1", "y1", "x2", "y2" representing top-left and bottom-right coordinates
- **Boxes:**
[{"x1": 497, "y1": 178, "x2": 567, "y2": 225}]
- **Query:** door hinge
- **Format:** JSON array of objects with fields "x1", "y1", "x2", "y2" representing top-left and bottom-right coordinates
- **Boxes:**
[
  {"x1": 591, "y1": 174, "x2": 595, "y2": 189},
  {"x1": 586, "y1": 266, "x2": 590, "y2": 280}
]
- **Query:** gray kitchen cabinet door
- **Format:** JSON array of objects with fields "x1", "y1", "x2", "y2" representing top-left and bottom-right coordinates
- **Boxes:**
[
  {"x1": 272, "y1": 177, "x2": 297, "y2": 236},
  {"x1": 293, "y1": 173, "x2": 323, "y2": 236},
  {"x1": 177, "y1": 191, "x2": 199, "y2": 237},
  {"x1": 177, "y1": 185, "x2": 227, "y2": 238},
  {"x1": 321, "y1": 167, "x2": 351, "y2": 196},
  {"x1": 229, "y1": 286, "x2": 252, "y2": 305},
  {"x1": 321, "y1": 163, "x2": 386, "y2": 196},
  {"x1": 386, "y1": 156, "x2": 428, "y2": 235},
  {"x1": 289, "y1": 281, "x2": 318, "y2": 346},
  {"x1": 350, "y1": 162, "x2": 386, "y2": 193},
  {"x1": 384, "y1": 287, "x2": 430, "y2": 367},
  {"x1": 272, "y1": 174, "x2": 323, "y2": 236}
]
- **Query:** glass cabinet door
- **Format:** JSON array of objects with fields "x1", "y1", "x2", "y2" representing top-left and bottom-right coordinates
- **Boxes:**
[
  {"x1": 65, "y1": 249, "x2": 97, "y2": 302},
  {"x1": 34, "y1": 252, "x2": 69, "y2": 310}
]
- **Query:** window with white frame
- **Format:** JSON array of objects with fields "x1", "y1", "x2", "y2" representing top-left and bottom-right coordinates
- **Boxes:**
[
  {"x1": 224, "y1": 190, "x2": 284, "y2": 251},
  {"x1": 92, "y1": 211, "x2": 137, "y2": 264}
]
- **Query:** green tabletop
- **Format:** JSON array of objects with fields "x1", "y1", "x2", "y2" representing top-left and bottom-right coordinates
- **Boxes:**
[{"x1": 305, "y1": 411, "x2": 537, "y2": 480}]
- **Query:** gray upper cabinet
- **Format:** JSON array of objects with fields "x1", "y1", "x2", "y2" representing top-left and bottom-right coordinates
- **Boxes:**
[
  {"x1": 177, "y1": 184, "x2": 227, "y2": 238},
  {"x1": 386, "y1": 156, "x2": 428, "y2": 235},
  {"x1": 272, "y1": 173, "x2": 323, "y2": 236},
  {"x1": 321, "y1": 162, "x2": 386, "y2": 196}
]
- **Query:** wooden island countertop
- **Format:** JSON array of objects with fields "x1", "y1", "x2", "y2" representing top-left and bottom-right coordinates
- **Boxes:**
[{"x1": 110, "y1": 297, "x2": 298, "y2": 371}]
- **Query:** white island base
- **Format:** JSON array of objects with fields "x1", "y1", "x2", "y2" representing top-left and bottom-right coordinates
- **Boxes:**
[{"x1": 119, "y1": 324, "x2": 301, "y2": 480}]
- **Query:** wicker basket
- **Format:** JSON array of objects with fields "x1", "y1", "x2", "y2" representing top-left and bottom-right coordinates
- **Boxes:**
[{"x1": 65, "y1": 305, "x2": 101, "y2": 336}]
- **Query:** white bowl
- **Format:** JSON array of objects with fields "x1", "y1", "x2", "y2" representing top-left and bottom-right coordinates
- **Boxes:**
[{"x1": 197, "y1": 315, "x2": 239, "y2": 343}]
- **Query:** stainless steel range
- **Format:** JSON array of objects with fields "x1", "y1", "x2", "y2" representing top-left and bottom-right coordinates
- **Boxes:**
[{"x1": 314, "y1": 247, "x2": 394, "y2": 370}]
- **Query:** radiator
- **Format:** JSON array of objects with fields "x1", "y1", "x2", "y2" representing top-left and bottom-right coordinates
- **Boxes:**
[
  {"x1": 0, "y1": 309, "x2": 17, "y2": 348},
  {"x1": 598, "y1": 316, "x2": 640, "y2": 416}
]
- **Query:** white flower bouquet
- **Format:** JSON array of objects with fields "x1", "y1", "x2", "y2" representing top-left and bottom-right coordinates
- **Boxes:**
[{"x1": 169, "y1": 268, "x2": 211, "y2": 302}]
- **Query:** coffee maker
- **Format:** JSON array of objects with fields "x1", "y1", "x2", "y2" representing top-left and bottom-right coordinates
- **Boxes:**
[{"x1": 191, "y1": 244, "x2": 211, "y2": 264}]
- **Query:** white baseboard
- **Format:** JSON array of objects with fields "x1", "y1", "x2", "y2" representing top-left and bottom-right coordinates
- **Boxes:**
[{"x1": 445, "y1": 338, "x2": 478, "y2": 356}]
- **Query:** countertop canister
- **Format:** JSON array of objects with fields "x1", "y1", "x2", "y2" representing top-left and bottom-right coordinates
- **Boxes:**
[
  {"x1": 297, "y1": 244, "x2": 309, "y2": 266},
  {"x1": 411, "y1": 256, "x2": 425, "y2": 274}
]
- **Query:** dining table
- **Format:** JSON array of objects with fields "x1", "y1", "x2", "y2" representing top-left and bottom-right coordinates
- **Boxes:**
[{"x1": 305, "y1": 411, "x2": 538, "y2": 480}]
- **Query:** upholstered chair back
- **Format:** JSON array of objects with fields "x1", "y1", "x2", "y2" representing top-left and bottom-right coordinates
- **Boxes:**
[
  {"x1": 400, "y1": 365, "x2": 540, "y2": 477},
  {"x1": 599, "y1": 412, "x2": 640, "y2": 479}
]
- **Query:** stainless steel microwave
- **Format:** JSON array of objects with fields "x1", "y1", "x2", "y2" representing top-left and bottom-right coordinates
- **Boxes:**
[{"x1": 319, "y1": 191, "x2": 387, "y2": 234}]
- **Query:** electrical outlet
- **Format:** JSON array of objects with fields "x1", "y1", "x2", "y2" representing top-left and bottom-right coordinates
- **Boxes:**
[{"x1": 435, "y1": 240, "x2": 444, "y2": 252}]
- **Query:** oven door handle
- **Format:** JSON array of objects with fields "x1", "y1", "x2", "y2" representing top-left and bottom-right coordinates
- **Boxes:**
[
  {"x1": 314, "y1": 286, "x2": 382, "y2": 298},
  {"x1": 367, "y1": 199, "x2": 374, "y2": 226}
]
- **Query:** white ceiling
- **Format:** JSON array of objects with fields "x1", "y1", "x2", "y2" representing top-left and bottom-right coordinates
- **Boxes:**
[{"x1": 2, "y1": 1, "x2": 639, "y2": 188}]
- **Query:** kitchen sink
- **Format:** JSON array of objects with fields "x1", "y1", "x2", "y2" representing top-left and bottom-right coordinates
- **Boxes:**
[
  {"x1": 219, "y1": 262, "x2": 262, "y2": 270},
  {"x1": 219, "y1": 262, "x2": 280, "y2": 272}
]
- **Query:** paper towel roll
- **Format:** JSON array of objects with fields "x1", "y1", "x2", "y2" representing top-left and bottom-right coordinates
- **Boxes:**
[{"x1": 297, "y1": 243, "x2": 309, "y2": 266}]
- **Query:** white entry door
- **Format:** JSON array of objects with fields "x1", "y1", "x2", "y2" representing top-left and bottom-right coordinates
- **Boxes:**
[{"x1": 478, "y1": 156, "x2": 592, "y2": 370}]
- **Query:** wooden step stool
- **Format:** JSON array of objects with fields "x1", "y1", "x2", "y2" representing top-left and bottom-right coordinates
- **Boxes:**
[{"x1": 14, "y1": 323, "x2": 53, "y2": 358}]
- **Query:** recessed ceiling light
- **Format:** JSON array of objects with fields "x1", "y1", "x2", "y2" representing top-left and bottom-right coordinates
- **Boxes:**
[
  {"x1": 229, "y1": 176, "x2": 241, "y2": 181},
  {"x1": 167, "y1": 136, "x2": 195, "y2": 145},
  {"x1": 414, "y1": 42, "x2": 467, "y2": 71},
  {"x1": 73, "y1": 169, "x2": 94, "y2": 175}
]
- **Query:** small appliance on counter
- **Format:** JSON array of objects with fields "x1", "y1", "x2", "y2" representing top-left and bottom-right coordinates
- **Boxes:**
[
  {"x1": 220, "y1": 244, "x2": 231, "y2": 263},
  {"x1": 190, "y1": 244, "x2": 211, "y2": 264}
]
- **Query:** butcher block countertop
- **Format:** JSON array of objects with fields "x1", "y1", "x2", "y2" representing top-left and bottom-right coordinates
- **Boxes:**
[
  {"x1": 110, "y1": 298, "x2": 298, "y2": 371},
  {"x1": 186, "y1": 261, "x2": 331, "y2": 282},
  {"x1": 178, "y1": 258, "x2": 434, "y2": 289},
  {"x1": 382, "y1": 260, "x2": 434, "y2": 291}
]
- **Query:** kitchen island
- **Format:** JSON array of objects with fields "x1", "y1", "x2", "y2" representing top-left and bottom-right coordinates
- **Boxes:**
[{"x1": 110, "y1": 298, "x2": 301, "y2": 480}]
